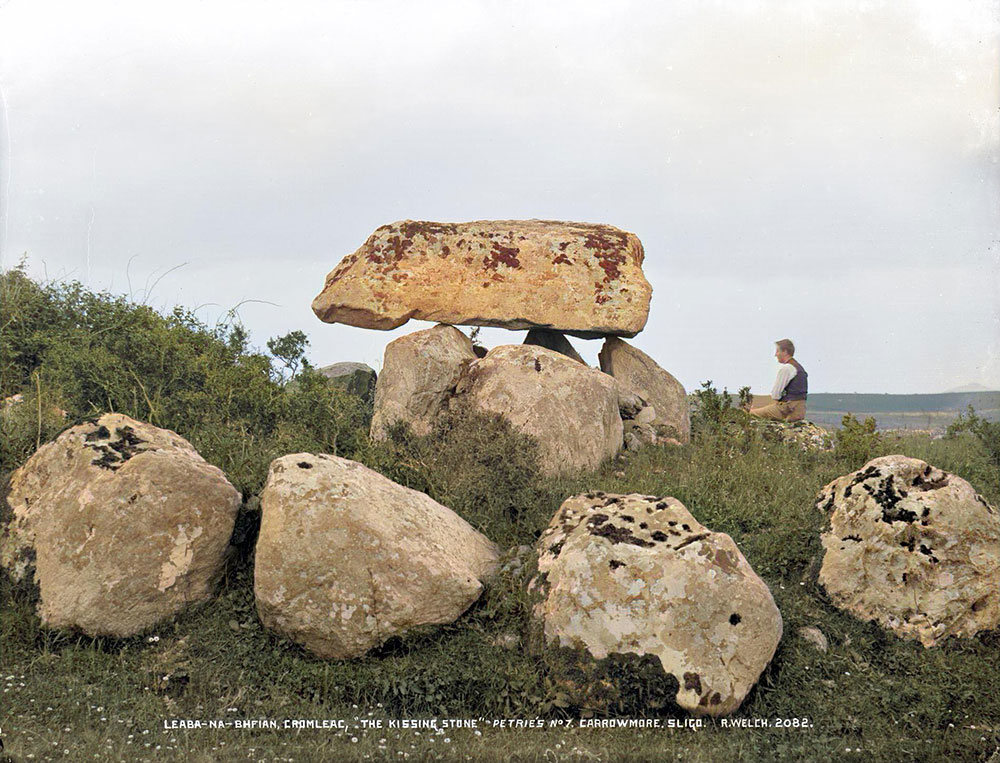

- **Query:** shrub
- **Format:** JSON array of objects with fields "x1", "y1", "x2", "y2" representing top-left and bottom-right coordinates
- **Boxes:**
[
  {"x1": 947, "y1": 405, "x2": 1000, "y2": 470},
  {"x1": 0, "y1": 266, "x2": 372, "y2": 496},
  {"x1": 834, "y1": 412, "x2": 882, "y2": 468}
]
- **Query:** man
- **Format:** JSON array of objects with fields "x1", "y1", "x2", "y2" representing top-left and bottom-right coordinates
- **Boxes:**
[{"x1": 748, "y1": 338, "x2": 808, "y2": 422}]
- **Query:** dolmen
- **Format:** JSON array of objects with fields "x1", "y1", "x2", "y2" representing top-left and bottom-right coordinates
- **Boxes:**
[{"x1": 312, "y1": 220, "x2": 690, "y2": 472}]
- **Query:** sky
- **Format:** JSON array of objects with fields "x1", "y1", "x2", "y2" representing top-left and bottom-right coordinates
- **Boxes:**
[{"x1": 0, "y1": 0, "x2": 997, "y2": 394}]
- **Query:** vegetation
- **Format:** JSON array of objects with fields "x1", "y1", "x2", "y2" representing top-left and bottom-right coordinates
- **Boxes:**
[{"x1": 2, "y1": 271, "x2": 999, "y2": 761}]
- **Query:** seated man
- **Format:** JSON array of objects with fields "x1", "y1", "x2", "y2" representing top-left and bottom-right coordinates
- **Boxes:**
[{"x1": 749, "y1": 338, "x2": 808, "y2": 422}]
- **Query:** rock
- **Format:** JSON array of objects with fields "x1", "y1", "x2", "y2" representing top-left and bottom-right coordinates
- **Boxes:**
[
  {"x1": 816, "y1": 455, "x2": 1000, "y2": 647},
  {"x1": 316, "y1": 362, "x2": 377, "y2": 399},
  {"x1": 0, "y1": 414, "x2": 241, "y2": 637},
  {"x1": 617, "y1": 389, "x2": 646, "y2": 419},
  {"x1": 523, "y1": 329, "x2": 586, "y2": 365},
  {"x1": 752, "y1": 418, "x2": 833, "y2": 452},
  {"x1": 454, "y1": 345, "x2": 624, "y2": 476},
  {"x1": 312, "y1": 220, "x2": 651, "y2": 338},
  {"x1": 598, "y1": 337, "x2": 690, "y2": 443},
  {"x1": 528, "y1": 492, "x2": 782, "y2": 716},
  {"x1": 254, "y1": 454, "x2": 499, "y2": 659},
  {"x1": 634, "y1": 405, "x2": 657, "y2": 426},
  {"x1": 797, "y1": 626, "x2": 829, "y2": 652},
  {"x1": 370, "y1": 324, "x2": 476, "y2": 439}
]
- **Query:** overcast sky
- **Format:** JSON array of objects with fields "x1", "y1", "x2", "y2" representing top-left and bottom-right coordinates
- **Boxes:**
[{"x1": 1, "y1": 0, "x2": 997, "y2": 394}]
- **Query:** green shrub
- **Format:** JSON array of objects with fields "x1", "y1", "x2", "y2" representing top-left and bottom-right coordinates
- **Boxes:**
[
  {"x1": 0, "y1": 266, "x2": 372, "y2": 496},
  {"x1": 947, "y1": 405, "x2": 1000, "y2": 470},
  {"x1": 834, "y1": 412, "x2": 883, "y2": 468},
  {"x1": 358, "y1": 406, "x2": 563, "y2": 548}
]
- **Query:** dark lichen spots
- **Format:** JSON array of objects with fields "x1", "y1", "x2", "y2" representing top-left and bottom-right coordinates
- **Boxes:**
[
  {"x1": 297, "y1": 462, "x2": 313, "y2": 469},
  {"x1": 842, "y1": 535, "x2": 862, "y2": 542},
  {"x1": 683, "y1": 672, "x2": 702, "y2": 695},
  {"x1": 651, "y1": 531, "x2": 668, "y2": 542},
  {"x1": 548, "y1": 540, "x2": 565, "y2": 557},
  {"x1": 588, "y1": 521, "x2": 654, "y2": 548},
  {"x1": 534, "y1": 358, "x2": 542, "y2": 372},
  {"x1": 900, "y1": 538, "x2": 916, "y2": 552},
  {"x1": 667, "y1": 521, "x2": 677, "y2": 527},
  {"x1": 588, "y1": 513, "x2": 610, "y2": 527},
  {"x1": 820, "y1": 492, "x2": 835, "y2": 512},
  {"x1": 675, "y1": 532, "x2": 711, "y2": 551},
  {"x1": 639, "y1": 522, "x2": 648, "y2": 529},
  {"x1": 609, "y1": 559, "x2": 626, "y2": 570},
  {"x1": 681, "y1": 524, "x2": 690, "y2": 532},
  {"x1": 729, "y1": 613, "x2": 742, "y2": 625},
  {"x1": 710, "y1": 693, "x2": 722, "y2": 706},
  {"x1": 911, "y1": 471, "x2": 949, "y2": 491},
  {"x1": 874, "y1": 475, "x2": 918, "y2": 524},
  {"x1": 483, "y1": 241, "x2": 521, "y2": 271},
  {"x1": 85, "y1": 425, "x2": 148, "y2": 471},
  {"x1": 84, "y1": 425, "x2": 111, "y2": 442},
  {"x1": 655, "y1": 502, "x2": 668, "y2": 510},
  {"x1": 620, "y1": 514, "x2": 634, "y2": 523}
]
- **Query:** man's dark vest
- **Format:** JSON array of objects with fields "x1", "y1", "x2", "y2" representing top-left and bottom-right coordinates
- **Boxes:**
[{"x1": 781, "y1": 359, "x2": 808, "y2": 401}]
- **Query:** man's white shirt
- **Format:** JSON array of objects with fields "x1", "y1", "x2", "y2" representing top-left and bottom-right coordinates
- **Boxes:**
[{"x1": 771, "y1": 362, "x2": 797, "y2": 400}]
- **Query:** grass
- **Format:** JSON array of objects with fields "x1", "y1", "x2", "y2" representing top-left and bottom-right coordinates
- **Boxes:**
[{"x1": 3, "y1": 424, "x2": 999, "y2": 762}]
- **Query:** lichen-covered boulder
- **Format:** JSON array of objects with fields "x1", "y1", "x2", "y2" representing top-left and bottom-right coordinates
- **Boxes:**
[
  {"x1": 598, "y1": 337, "x2": 690, "y2": 443},
  {"x1": 312, "y1": 220, "x2": 651, "y2": 338},
  {"x1": 751, "y1": 418, "x2": 833, "y2": 452},
  {"x1": 254, "y1": 454, "x2": 499, "y2": 659},
  {"x1": 817, "y1": 455, "x2": 1000, "y2": 647},
  {"x1": 454, "y1": 345, "x2": 623, "y2": 476},
  {"x1": 528, "y1": 493, "x2": 782, "y2": 716},
  {"x1": 0, "y1": 414, "x2": 241, "y2": 637},
  {"x1": 317, "y1": 361, "x2": 377, "y2": 399},
  {"x1": 370, "y1": 324, "x2": 476, "y2": 439}
]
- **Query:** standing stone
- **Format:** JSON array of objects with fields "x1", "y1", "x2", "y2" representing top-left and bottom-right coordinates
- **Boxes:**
[
  {"x1": 370, "y1": 324, "x2": 476, "y2": 439},
  {"x1": 817, "y1": 455, "x2": 1000, "y2": 647},
  {"x1": 598, "y1": 337, "x2": 690, "y2": 443},
  {"x1": 523, "y1": 329, "x2": 586, "y2": 365},
  {"x1": 317, "y1": 362, "x2": 377, "y2": 399},
  {"x1": 312, "y1": 220, "x2": 652, "y2": 338},
  {"x1": 454, "y1": 345, "x2": 623, "y2": 476},
  {"x1": 528, "y1": 493, "x2": 782, "y2": 717},
  {"x1": 0, "y1": 414, "x2": 241, "y2": 637},
  {"x1": 254, "y1": 454, "x2": 499, "y2": 659}
]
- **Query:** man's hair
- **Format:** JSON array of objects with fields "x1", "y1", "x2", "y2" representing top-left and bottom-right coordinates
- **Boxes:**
[{"x1": 775, "y1": 338, "x2": 795, "y2": 356}]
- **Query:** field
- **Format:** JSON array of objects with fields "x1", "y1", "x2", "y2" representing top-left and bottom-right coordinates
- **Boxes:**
[{"x1": 2, "y1": 270, "x2": 1000, "y2": 762}]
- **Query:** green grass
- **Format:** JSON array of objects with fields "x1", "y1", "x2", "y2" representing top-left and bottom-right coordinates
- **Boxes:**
[{"x1": 3, "y1": 427, "x2": 998, "y2": 763}]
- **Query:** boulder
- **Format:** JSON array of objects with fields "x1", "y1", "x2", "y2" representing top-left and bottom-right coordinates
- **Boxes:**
[
  {"x1": 0, "y1": 414, "x2": 241, "y2": 637},
  {"x1": 454, "y1": 345, "x2": 623, "y2": 476},
  {"x1": 753, "y1": 418, "x2": 832, "y2": 452},
  {"x1": 528, "y1": 492, "x2": 782, "y2": 716},
  {"x1": 370, "y1": 324, "x2": 476, "y2": 439},
  {"x1": 254, "y1": 454, "x2": 499, "y2": 659},
  {"x1": 317, "y1": 362, "x2": 377, "y2": 399},
  {"x1": 598, "y1": 337, "x2": 690, "y2": 443},
  {"x1": 523, "y1": 329, "x2": 586, "y2": 365},
  {"x1": 312, "y1": 220, "x2": 651, "y2": 338},
  {"x1": 817, "y1": 455, "x2": 1000, "y2": 647}
]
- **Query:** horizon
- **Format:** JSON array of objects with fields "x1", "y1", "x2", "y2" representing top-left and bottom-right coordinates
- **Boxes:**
[{"x1": 1, "y1": 1, "x2": 997, "y2": 395}]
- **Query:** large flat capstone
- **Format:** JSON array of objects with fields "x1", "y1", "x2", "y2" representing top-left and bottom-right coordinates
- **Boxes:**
[{"x1": 312, "y1": 220, "x2": 652, "y2": 338}]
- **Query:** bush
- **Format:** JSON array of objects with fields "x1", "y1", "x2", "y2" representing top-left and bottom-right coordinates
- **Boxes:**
[
  {"x1": 947, "y1": 405, "x2": 1000, "y2": 470},
  {"x1": 359, "y1": 406, "x2": 563, "y2": 548},
  {"x1": 834, "y1": 412, "x2": 882, "y2": 468},
  {"x1": 0, "y1": 266, "x2": 372, "y2": 496}
]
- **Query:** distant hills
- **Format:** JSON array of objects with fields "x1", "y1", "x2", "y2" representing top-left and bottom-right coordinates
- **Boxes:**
[
  {"x1": 804, "y1": 391, "x2": 1000, "y2": 431},
  {"x1": 944, "y1": 383, "x2": 998, "y2": 393}
]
